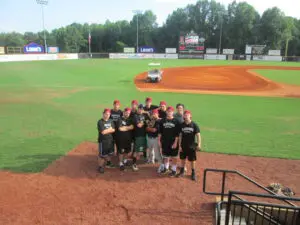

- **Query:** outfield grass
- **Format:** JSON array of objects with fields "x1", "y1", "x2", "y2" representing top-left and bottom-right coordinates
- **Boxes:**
[
  {"x1": 0, "y1": 59, "x2": 300, "y2": 172},
  {"x1": 255, "y1": 70, "x2": 300, "y2": 85}
]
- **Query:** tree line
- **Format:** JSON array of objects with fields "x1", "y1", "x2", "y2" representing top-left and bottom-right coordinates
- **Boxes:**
[{"x1": 0, "y1": 0, "x2": 300, "y2": 56}]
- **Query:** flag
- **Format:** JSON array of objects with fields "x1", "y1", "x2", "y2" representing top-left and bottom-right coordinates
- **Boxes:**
[{"x1": 88, "y1": 32, "x2": 91, "y2": 45}]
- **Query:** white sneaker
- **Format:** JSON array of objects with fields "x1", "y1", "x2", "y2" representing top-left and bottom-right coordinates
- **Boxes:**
[{"x1": 132, "y1": 164, "x2": 139, "y2": 171}]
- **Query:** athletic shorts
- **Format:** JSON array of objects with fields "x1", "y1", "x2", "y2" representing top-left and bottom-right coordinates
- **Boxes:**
[
  {"x1": 134, "y1": 136, "x2": 147, "y2": 153},
  {"x1": 180, "y1": 147, "x2": 197, "y2": 162},
  {"x1": 116, "y1": 140, "x2": 132, "y2": 155},
  {"x1": 98, "y1": 139, "x2": 114, "y2": 158},
  {"x1": 161, "y1": 141, "x2": 178, "y2": 158}
]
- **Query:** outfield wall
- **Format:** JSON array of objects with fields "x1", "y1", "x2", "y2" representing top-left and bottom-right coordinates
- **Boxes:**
[
  {"x1": 0, "y1": 53, "x2": 78, "y2": 62},
  {"x1": 0, "y1": 52, "x2": 295, "y2": 62}
]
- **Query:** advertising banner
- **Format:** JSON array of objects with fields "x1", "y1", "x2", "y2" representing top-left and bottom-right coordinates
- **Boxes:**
[
  {"x1": 109, "y1": 53, "x2": 178, "y2": 59},
  {"x1": 245, "y1": 45, "x2": 252, "y2": 54},
  {"x1": 222, "y1": 49, "x2": 235, "y2": 54},
  {"x1": 47, "y1": 47, "x2": 59, "y2": 54},
  {"x1": 165, "y1": 48, "x2": 177, "y2": 54},
  {"x1": 0, "y1": 46, "x2": 5, "y2": 54},
  {"x1": 178, "y1": 54, "x2": 204, "y2": 59},
  {"x1": 23, "y1": 42, "x2": 44, "y2": 54},
  {"x1": 268, "y1": 50, "x2": 281, "y2": 56},
  {"x1": 204, "y1": 54, "x2": 226, "y2": 60},
  {"x1": 124, "y1": 47, "x2": 135, "y2": 53},
  {"x1": 139, "y1": 46, "x2": 155, "y2": 53},
  {"x1": 206, "y1": 48, "x2": 218, "y2": 54}
]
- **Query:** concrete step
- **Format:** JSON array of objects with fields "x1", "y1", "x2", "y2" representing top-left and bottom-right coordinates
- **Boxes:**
[{"x1": 218, "y1": 209, "x2": 247, "y2": 225}]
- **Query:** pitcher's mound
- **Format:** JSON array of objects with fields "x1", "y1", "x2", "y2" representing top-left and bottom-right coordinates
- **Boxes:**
[{"x1": 134, "y1": 65, "x2": 300, "y2": 98}]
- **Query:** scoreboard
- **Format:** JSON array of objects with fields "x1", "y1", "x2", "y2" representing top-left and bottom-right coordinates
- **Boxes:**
[{"x1": 178, "y1": 31, "x2": 205, "y2": 54}]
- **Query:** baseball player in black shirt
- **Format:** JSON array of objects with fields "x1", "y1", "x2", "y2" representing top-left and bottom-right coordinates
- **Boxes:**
[
  {"x1": 158, "y1": 101, "x2": 167, "y2": 119},
  {"x1": 97, "y1": 108, "x2": 116, "y2": 173},
  {"x1": 143, "y1": 97, "x2": 159, "y2": 114},
  {"x1": 132, "y1": 104, "x2": 150, "y2": 171},
  {"x1": 178, "y1": 110, "x2": 201, "y2": 181},
  {"x1": 158, "y1": 106, "x2": 180, "y2": 177},
  {"x1": 115, "y1": 107, "x2": 134, "y2": 171},
  {"x1": 110, "y1": 100, "x2": 123, "y2": 152},
  {"x1": 146, "y1": 108, "x2": 162, "y2": 166}
]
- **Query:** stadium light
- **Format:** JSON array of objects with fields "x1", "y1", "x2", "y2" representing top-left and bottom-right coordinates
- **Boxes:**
[
  {"x1": 133, "y1": 10, "x2": 143, "y2": 53},
  {"x1": 36, "y1": 0, "x2": 48, "y2": 54}
]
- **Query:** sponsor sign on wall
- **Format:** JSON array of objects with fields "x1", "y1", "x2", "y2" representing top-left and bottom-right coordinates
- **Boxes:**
[
  {"x1": 178, "y1": 54, "x2": 204, "y2": 59},
  {"x1": 268, "y1": 50, "x2": 281, "y2": 56},
  {"x1": 165, "y1": 48, "x2": 177, "y2": 54},
  {"x1": 139, "y1": 46, "x2": 155, "y2": 53},
  {"x1": 23, "y1": 42, "x2": 44, "y2": 54},
  {"x1": 47, "y1": 47, "x2": 59, "y2": 54},
  {"x1": 222, "y1": 49, "x2": 235, "y2": 54},
  {"x1": 0, "y1": 46, "x2": 5, "y2": 54},
  {"x1": 206, "y1": 48, "x2": 218, "y2": 54},
  {"x1": 109, "y1": 53, "x2": 178, "y2": 59},
  {"x1": 204, "y1": 54, "x2": 226, "y2": 60},
  {"x1": 253, "y1": 55, "x2": 282, "y2": 62},
  {"x1": 124, "y1": 47, "x2": 135, "y2": 53},
  {"x1": 245, "y1": 45, "x2": 252, "y2": 54}
]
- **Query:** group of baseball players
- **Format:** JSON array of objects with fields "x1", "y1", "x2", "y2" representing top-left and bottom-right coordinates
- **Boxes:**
[{"x1": 97, "y1": 97, "x2": 201, "y2": 181}]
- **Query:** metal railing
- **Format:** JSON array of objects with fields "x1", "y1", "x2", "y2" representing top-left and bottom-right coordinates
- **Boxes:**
[
  {"x1": 225, "y1": 191, "x2": 300, "y2": 225},
  {"x1": 203, "y1": 169, "x2": 300, "y2": 225},
  {"x1": 203, "y1": 168, "x2": 297, "y2": 206}
]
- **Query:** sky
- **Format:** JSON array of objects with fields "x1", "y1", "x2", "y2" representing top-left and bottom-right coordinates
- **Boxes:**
[{"x1": 0, "y1": 0, "x2": 299, "y2": 33}]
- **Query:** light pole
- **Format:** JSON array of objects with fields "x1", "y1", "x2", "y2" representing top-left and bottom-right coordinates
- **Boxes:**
[
  {"x1": 36, "y1": 0, "x2": 48, "y2": 54},
  {"x1": 88, "y1": 23, "x2": 92, "y2": 58},
  {"x1": 133, "y1": 10, "x2": 142, "y2": 53}
]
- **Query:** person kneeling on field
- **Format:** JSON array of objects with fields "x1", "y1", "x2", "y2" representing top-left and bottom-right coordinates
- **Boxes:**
[
  {"x1": 158, "y1": 106, "x2": 180, "y2": 177},
  {"x1": 132, "y1": 104, "x2": 150, "y2": 171},
  {"x1": 178, "y1": 110, "x2": 201, "y2": 181},
  {"x1": 97, "y1": 108, "x2": 116, "y2": 173},
  {"x1": 115, "y1": 107, "x2": 134, "y2": 171}
]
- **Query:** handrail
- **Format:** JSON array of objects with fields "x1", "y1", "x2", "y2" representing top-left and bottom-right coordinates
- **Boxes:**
[{"x1": 203, "y1": 168, "x2": 297, "y2": 207}]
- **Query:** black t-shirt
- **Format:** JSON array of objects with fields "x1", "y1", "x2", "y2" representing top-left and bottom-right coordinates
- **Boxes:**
[
  {"x1": 133, "y1": 113, "x2": 150, "y2": 137},
  {"x1": 130, "y1": 110, "x2": 137, "y2": 120},
  {"x1": 158, "y1": 109, "x2": 167, "y2": 119},
  {"x1": 97, "y1": 118, "x2": 115, "y2": 142},
  {"x1": 147, "y1": 118, "x2": 161, "y2": 138},
  {"x1": 116, "y1": 116, "x2": 133, "y2": 143},
  {"x1": 143, "y1": 105, "x2": 158, "y2": 113},
  {"x1": 180, "y1": 121, "x2": 200, "y2": 148},
  {"x1": 110, "y1": 109, "x2": 123, "y2": 124},
  {"x1": 159, "y1": 117, "x2": 180, "y2": 143}
]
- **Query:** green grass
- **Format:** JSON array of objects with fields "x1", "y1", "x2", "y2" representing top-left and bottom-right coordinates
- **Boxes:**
[
  {"x1": 0, "y1": 59, "x2": 300, "y2": 172},
  {"x1": 255, "y1": 70, "x2": 300, "y2": 85}
]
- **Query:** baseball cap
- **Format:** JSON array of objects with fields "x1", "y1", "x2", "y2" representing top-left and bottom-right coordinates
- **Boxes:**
[
  {"x1": 146, "y1": 97, "x2": 152, "y2": 102},
  {"x1": 124, "y1": 107, "x2": 131, "y2": 113},
  {"x1": 113, "y1": 100, "x2": 120, "y2": 105},
  {"x1": 152, "y1": 109, "x2": 159, "y2": 114},
  {"x1": 160, "y1": 101, "x2": 167, "y2": 106},
  {"x1": 103, "y1": 108, "x2": 111, "y2": 114},
  {"x1": 131, "y1": 100, "x2": 138, "y2": 105},
  {"x1": 184, "y1": 110, "x2": 192, "y2": 116},
  {"x1": 138, "y1": 104, "x2": 144, "y2": 109},
  {"x1": 167, "y1": 106, "x2": 174, "y2": 112}
]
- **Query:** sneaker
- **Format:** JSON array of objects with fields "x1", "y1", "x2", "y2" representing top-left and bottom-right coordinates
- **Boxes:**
[
  {"x1": 169, "y1": 170, "x2": 177, "y2": 177},
  {"x1": 191, "y1": 172, "x2": 196, "y2": 181},
  {"x1": 132, "y1": 164, "x2": 139, "y2": 171},
  {"x1": 160, "y1": 168, "x2": 170, "y2": 175},
  {"x1": 120, "y1": 165, "x2": 125, "y2": 171},
  {"x1": 106, "y1": 161, "x2": 115, "y2": 168},
  {"x1": 176, "y1": 168, "x2": 185, "y2": 178},
  {"x1": 98, "y1": 167, "x2": 105, "y2": 174}
]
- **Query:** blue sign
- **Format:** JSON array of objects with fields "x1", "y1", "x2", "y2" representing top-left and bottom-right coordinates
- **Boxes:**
[
  {"x1": 139, "y1": 46, "x2": 155, "y2": 53},
  {"x1": 23, "y1": 42, "x2": 44, "y2": 54}
]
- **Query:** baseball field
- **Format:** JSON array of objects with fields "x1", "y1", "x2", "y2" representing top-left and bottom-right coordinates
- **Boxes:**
[{"x1": 1, "y1": 59, "x2": 300, "y2": 224}]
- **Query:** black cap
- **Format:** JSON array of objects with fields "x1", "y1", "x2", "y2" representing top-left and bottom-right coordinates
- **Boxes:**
[{"x1": 138, "y1": 104, "x2": 144, "y2": 109}]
